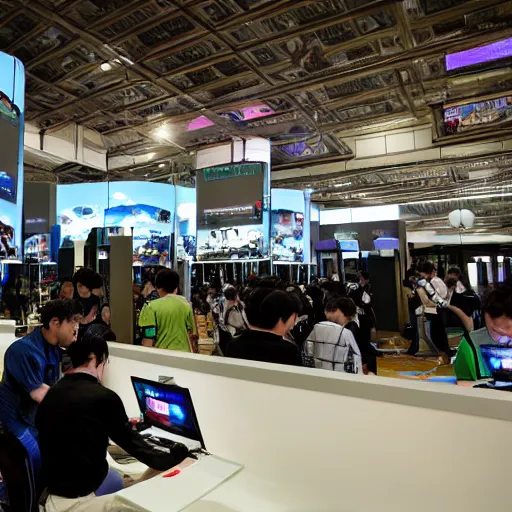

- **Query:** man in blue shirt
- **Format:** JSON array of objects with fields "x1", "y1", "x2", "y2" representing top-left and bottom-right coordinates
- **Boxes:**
[{"x1": 0, "y1": 299, "x2": 82, "y2": 488}]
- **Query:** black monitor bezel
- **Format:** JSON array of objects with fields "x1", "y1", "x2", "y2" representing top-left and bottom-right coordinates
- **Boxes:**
[{"x1": 130, "y1": 376, "x2": 206, "y2": 449}]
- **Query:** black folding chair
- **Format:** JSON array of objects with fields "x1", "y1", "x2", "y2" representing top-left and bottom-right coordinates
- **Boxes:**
[{"x1": 0, "y1": 424, "x2": 39, "y2": 512}]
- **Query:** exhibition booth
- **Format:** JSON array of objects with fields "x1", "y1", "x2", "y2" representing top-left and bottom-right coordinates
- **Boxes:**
[{"x1": 1, "y1": 333, "x2": 512, "y2": 511}]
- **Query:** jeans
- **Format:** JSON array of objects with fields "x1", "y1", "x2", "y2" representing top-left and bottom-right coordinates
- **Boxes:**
[
  {"x1": 0, "y1": 424, "x2": 40, "y2": 502},
  {"x1": 95, "y1": 468, "x2": 124, "y2": 497}
]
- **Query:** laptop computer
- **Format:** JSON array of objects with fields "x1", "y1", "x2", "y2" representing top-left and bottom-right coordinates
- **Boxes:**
[
  {"x1": 479, "y1": 345, "x2": 512, "y2": 390},
  {"x1": 131, "y1": 377, "x2": 206, "y2": 452}
]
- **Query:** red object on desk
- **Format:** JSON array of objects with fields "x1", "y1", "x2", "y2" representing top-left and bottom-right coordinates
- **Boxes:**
[{"x1": 163, "y1": 469, "x2": 181, "y2": 478}]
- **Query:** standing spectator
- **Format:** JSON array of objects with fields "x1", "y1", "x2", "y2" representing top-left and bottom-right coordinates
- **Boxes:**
[
  {"x1": 222, "y1": 285, "x2": 248, "y2": 337},
  {"x1": 225, "y1": 290, "x2": 302, "y2": 366},
  {"x1": 59, "y1": 281, "x2": 74, "y2": 300},
  {"x1": 324, "y1": 296, "x2": 376, "y2": 374},
  {"x1": 416, "y1": 260, "x2": 452, "y2": 363},
  {"x1": 305, "y1": 297, "x2": 363, "y2": 374},
  {"x1": 139, "y1": 270, "x2": 196, "y2": 352}
]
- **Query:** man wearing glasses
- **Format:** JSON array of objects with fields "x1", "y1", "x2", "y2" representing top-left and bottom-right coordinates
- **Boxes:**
[{"x1": 0, "y1": 299, "x2": 82, "y2": 493}]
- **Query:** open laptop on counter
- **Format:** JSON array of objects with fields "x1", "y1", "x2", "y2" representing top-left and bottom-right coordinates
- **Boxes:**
[
  {"x1": 130, "y1": 377, "x2": 206, "y2": 453},
  {"x1": 113, "y1": 377, "x2": 243, "y2": 512}
]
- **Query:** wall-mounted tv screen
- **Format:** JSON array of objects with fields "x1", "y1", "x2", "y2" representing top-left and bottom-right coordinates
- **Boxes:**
[
  {"x1": 57, "y1": 182, "x2": 175, "y2": 264},
  {"x1": 196, "y1": 162, "x2": 264, "y2": 228},
  {"x1": 0, "y1": 93, "x2": 19, "y2": 203}
]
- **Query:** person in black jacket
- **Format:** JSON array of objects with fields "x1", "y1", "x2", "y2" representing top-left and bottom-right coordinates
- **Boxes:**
[
  {"x1": 36, "y1": 325, "x2": 188, "y2": 501},
  {"x1": 226, "y1": 290, "x2": 302, "y2": 366}
]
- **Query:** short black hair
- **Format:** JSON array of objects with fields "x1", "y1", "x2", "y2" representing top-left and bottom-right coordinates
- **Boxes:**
[
  {"x1": 41, "y1": 299, "x2": 83, "y2": 329},
  {"x1": 483, "y1": 283, "x2": 512, "y2": 319},
  {"x1": 156, "y1": 269, "x2": 180, "y2": 294},
  {"x1": 224, "y1": 286, "x2": 238, "y2": 301},
  {"x1": 325, "y1": 296, "x2": 357, "y2": 318},
  {"x1": 258, "y1": 290, "x2": 301, "y2": 330},
  {"x1": 73, "y1": 268, "x2": 103, "y2": 291},
  {"x1": 447, "y1": 266, "x2": 462, "y2": 277},
  {"x1": 417, "y1": 261, "x2": 435, "y2": 275},
  {"x1": 68, "y1": 324, "x2": 116, "y2": 368},
  {"x1": 245, "y1": 287, "x2": 274, "y2": 326}
]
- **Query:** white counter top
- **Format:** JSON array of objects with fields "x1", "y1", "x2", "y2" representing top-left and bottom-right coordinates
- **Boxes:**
[{"x1": 106, "y1": 342, "x2": 512, "y2": 512}]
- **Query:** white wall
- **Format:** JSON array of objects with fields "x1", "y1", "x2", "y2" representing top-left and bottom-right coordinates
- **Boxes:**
[
  {"x1": 105, "y1": 343, "x2": 512, "y2": 512},
  {"x1": 3, "y1": 334, "x2": 512, "y2": 511}
]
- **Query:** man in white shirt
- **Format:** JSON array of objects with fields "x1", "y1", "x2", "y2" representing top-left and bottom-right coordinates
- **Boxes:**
[{"x1": 417, "y1": 261, "x2": 452, "y2": 363}]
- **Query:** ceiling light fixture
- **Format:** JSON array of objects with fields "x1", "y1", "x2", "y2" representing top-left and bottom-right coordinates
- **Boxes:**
[
  {"x1": 334, "y1": 182, "x2": 352, "y2": 188},
  {"x1": 401, "y1": 191, "x2": 512, "y2": 206},
  {"x1": 158, "y1": 163, "x2": 165, "y2": 168},
  {"x1": 100, "y1": 62, "x2": 112, "y2": 72}
]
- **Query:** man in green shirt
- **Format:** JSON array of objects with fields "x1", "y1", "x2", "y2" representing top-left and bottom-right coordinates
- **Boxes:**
[
  {"x1": 454, "y1": 282, "x2": 512, "y2": 383},
  {"x1": 139, "y1": 269, "x2": 196, "y2": 352}
]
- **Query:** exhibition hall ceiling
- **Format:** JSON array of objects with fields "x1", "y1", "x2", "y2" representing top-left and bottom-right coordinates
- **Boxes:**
[{"x1": 1, "y1": 0, "x2": 512, "y2": 211}]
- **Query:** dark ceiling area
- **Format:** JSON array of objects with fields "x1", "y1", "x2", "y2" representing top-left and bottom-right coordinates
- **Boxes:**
[{"x1": 1, "y1": 0, "x2": 512, "y2": 207}]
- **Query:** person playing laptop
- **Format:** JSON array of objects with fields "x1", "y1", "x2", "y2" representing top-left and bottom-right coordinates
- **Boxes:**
[
  {"x1": 454, "y1": 281, "x2": 512, "y2": 384},
  {"x1": 36, "y1": 325, "x2": 189, "y2": 509}
]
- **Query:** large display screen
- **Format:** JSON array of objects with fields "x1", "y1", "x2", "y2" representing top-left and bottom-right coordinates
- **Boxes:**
[
  {"x1": 196, "y1": 162, "x2": 264, "y2": 228},
  {"x1": 195, "y1": 162, "x2": 267, "y2": 261},
  {"x1": 0, "y1": 94, "x2": 19, "y2": 203},
  {"x1": 271, "y1": 189, "x2": 305, "y2": 262},
  {"x1": 57, "y1": 181, "x2": 174, "y2": 263},
  {"x1": 0, "y1": 51, "x2": 24, "y2": 254}
]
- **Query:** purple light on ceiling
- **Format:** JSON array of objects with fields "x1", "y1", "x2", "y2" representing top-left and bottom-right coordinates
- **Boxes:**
[
  {"x1": 187, "y1": 115, "x2": 215, "y2": 131},
  {"x1": 446, "y1": 37, "x2": 512, "y2": 71}
]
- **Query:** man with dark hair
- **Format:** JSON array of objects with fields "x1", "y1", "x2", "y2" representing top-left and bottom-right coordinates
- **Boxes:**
[
  {"x1": 222, "y1": 285, "x2": 247, "y2": 337},
  {"x1": 72, "y1": 268, "x2": 103, "y2": 299},
  {"x1": 0, "y1": 299, "x2": 82, "y2": 487},
  {"x1": 225, "y1": 290, "x2": 302, "y2": 366},
  {"x1": 454, "y1": 282, "x2": 512, "y2": 383},
  {"x1": 36, "y1": 325, "x2": 188, "y2": 508},
  {"x1": 139, "y1": 269, "x2": 196, "y2": 351},
  {"x1": 416, "y1": 260, "x2": 452, "y2": 362},
  {"x1": 324, "y1": 296, "x2": 376, "y2": 375}
]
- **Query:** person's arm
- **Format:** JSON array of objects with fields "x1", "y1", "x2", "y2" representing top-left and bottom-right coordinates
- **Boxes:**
[
  {"x1": 185, "y1": 304, "x2": 198, "y2": 352},
  {"x1": 5, "y1": 343, "x2": 52, "y2": 403},
  {"x1": 139, "y1": 302, "x2": 157, "y2": 348},
  {"x1": 446, "y1": 304, "x2": 474, "y2": 332},
  {"x1": 106, "y1": 390, "x2": 188, "y2": 470},
  {"x1": 416, "y1": 287, "x2": 437, "y2": 308}
]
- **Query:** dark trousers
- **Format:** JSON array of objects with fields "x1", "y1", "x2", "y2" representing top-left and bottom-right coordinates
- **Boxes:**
[
  {"x1": 427, "y1": 314, "x2": 451, "y2": 355},
  {"x1": 406, "y1": 308, "x2": 420, "y2": 355}
]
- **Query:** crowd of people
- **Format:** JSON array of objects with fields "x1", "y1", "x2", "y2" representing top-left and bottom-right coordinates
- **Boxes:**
[
  {"x1": 2, "y1": 261, "x2": 512, "y2": 508},
  {"x1": 188, "y1": 273, "x2": 378, "y2": 375}
]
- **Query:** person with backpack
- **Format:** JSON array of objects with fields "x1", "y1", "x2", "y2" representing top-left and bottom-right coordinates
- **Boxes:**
[{"x1": 222, "y1": 286, "x2": 248, "y2": 337}]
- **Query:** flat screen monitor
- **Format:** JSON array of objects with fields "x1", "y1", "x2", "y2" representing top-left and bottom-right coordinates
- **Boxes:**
[
  {"x1": 131, "y1": 377, "x2": 205, "y2": 448},
  {"x1": 0, "y1": 93, "x2": 19, "y2": 204},
  {"x1": 337, "y1": 239, "x2": 359, "y2": 252},
  {"x1": 196, "y1": 162, "x2": 264, "y2": 228},
  {"x1": 374, "y1": 237, "x2": 399, "y2": 251},
  {"x1": 481, "y1": 345, "x2": 512, "y2": 383}
]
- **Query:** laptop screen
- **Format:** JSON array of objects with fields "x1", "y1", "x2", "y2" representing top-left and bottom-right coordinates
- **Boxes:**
[
  {"x1": 481, "y1": 345, "x2": 512, "y2": 382},
  {"x1": 131, "y1": 377, "x2": 205, "y2": 448}
]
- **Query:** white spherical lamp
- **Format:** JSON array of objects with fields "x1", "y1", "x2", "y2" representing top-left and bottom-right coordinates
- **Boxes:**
[{"x1": 449, "y1": 209, "x2": 475, "y2": 229}]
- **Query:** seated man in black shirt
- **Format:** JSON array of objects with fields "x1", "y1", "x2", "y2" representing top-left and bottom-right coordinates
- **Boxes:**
[{"x1": 36, "y1": 325, "x2": 188, "y2": 508}]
